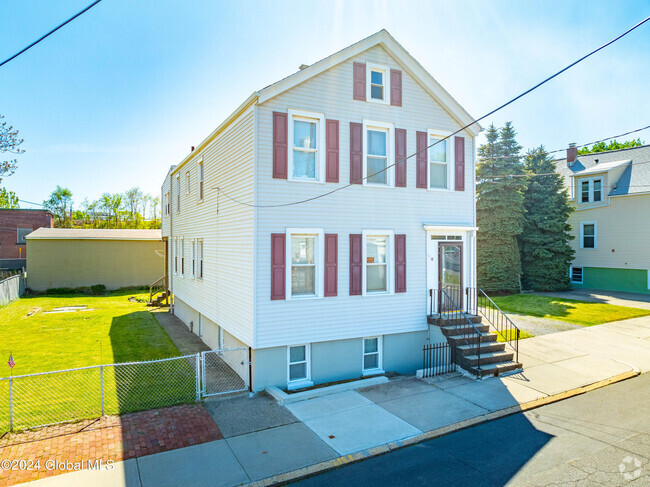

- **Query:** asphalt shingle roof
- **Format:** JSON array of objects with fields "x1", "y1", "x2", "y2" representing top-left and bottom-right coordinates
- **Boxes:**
[{"x1": 554, "y1": 144, "x2": 650, "y2": 196}]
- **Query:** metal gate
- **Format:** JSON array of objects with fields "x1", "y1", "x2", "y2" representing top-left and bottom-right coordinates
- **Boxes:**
[{"x1": 200, "y1": 348, "x2": 249, "y2": 397}]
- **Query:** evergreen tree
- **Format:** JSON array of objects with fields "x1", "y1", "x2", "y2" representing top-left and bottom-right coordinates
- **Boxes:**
[
  {"x1": 476, "y1": 122, "x2": 526, "y2": 293},
  {"x1": 520, "y1": 146, "x2": 574, "y2": 291}
]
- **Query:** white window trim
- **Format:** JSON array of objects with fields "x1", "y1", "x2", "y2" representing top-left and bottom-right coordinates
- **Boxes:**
[
  {"x1": 186, "y1": 171, "x2": 191, "y2": 194},
  {"x1": 287, "y1": 344, "x2": 313, "y2": 390},
  {"x1": 366, "y1": 62, "x2": 391, "y2": 105},
  {"x1": 198, "y1": 157, "x2": 204, "y2": 202},
  {"x1": 427, "y1": 129, "x2": 454, "y2": 191},
  {"x1": 286, "y1": 228, "x2": 325, "y2": 300},
  {"x1": 180, "y1": 237, "x2": 185, "y2": 277},
  {"x1": 580, "y1": 222, "x2": 597, "y2": 249},
  {"x1": 579, "y1": 177, "x2": 604, "y2": 203},
  {"x1": 287, "y1": 109, "x2": 326, "y2": 184},
  {"x1": 164, "y1": 192, "x2": 169, "y2": 216},
  {"x1": 173, "y1": 237, "x2": 178, "y2": 275},
  {"x1": 362, "y1": 229, "x2": 395, "y2": 296},
  {"x1": 362, "y1": 336, "x2": 384, "y2": 376},
  {"x1": 570, "y1": 266, "x2": 583, "y2": 284},
  {"x1": 362, "y1": 120, "x2": 395, "y2": 188},
  {"x1": 197, "y1": 239, "x2": 203, "y2": 280},
  {"x1": 176, "y1": 176, "x2": 180, "y2": 213},
  {"x1": 190, "y1": 239, "x2": 196, "y2": 279}
]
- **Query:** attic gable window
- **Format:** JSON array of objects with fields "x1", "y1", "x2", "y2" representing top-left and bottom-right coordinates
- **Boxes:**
[
  {"x1": 579, "y1": 177, "x2": 603, "y2": 203},
  {"x1": 366, "y1": 63, "x2": 390, "y2": 104}
]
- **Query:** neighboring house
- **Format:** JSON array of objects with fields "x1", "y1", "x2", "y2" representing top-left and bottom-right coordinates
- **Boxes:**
[
  {"x1": 161, "y1": 30, "x2": 485, "y2": 391},
  {"x1": 555, "y1": 144, "x2": 650, "y2": 294},
  {"x1": 26, "y1": 228, "x2": 164, "y2": 291},
  {"x1": 0, "y1": 209, "x2": 53, "y2": 265}
]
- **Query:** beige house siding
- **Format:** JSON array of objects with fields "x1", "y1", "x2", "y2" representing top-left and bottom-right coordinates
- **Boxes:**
[
  {"x1": 164, "y1": 104, "x2": 256, "y2": 347},
  {"x1": 254, "y1": 44, "x2": 477, "y2": 348},
  {"x1": 26, "y1": 239, "x2": 164, "y2": 291},
  {"x1": 570, "y1": 193, "x2": 650, "y2": 273}
]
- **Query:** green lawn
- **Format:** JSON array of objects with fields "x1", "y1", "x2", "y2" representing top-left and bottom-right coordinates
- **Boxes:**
[
  {"x1": 0, "y1": 291, "x2": 195, "y2": 432},
  {"x1": 491, "y1": 294, "x2": 650, "y2": 326},
  {"x1": 492, "y1": 329, "x2": 534, "y2": 342}
]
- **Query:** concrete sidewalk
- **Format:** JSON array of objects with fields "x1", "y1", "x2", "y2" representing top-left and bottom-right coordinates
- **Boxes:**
[{"x1": 22, "y1": 317, "x2": 649, "y2": 487}]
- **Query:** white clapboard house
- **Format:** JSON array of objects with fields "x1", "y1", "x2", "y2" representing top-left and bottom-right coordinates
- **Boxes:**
[{"x1": 160, "y1": 30, "x2": 513, "y2": 391}]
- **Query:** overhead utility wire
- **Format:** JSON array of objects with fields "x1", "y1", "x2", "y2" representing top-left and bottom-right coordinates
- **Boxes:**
[
  {"x1": 0, "y1": 0, "x2": 104, "y2": 68},
  {"x1": 215, "y1": 15, "x2": 650, "y2": 208}
]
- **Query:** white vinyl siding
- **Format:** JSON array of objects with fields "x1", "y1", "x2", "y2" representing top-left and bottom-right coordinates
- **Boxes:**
[
  {"x1": 165, "y1": 105, "x2": 255, "y2": 346},
  {"x1": 255, "y1": 44, "x2": 475, "y2": 348}
]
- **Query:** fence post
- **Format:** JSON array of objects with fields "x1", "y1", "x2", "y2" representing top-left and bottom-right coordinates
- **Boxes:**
[
  {"x1": 100, "y1": 365, "x2": 105, "y2": 416},
  {"x1": 196, "y1": 353, "x2": 201, "y2": 401},
  {"x1": 9, "y1": 377, "x2": 13, "y2": 431}
]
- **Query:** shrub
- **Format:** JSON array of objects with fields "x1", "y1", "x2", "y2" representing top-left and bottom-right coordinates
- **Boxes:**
[
  {"x1": 90, "y1": 284, "x2": 107, "y2": 295},
  {"x1": 45, "y1": 287, "x2": 76, "y2": 295}
]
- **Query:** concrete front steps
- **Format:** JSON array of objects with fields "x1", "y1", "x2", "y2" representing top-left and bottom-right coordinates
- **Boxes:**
[{"x1": 433, "y1": 314, "x2": 522, "y2": 378}]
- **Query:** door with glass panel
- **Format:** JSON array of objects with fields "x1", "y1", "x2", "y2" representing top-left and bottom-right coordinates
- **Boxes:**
[{"x1": 438, "y1": 242, "x2": 463, "y2": 311}]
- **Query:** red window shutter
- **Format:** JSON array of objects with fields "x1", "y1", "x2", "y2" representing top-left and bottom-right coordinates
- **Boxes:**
[
  {"x1": 416, "y1": 131, "x2": 427, "y2": 188},
  {"x1": 273, "y1": 112, "x2": 288, "y2": 179},
  {"x1": 395, "y1": 128, "x2": 407, "y2": 187},
  {"x1": 271, "y1": 233, "x2": 286, "y2": 300},
  {"x1": 390, "y1": 70, "x2": 402, "y2": 107},
  {"x1": 324, "y1": 234, "x2": 338, "y2": 297},
  {"x1": 455, "y1": 136, "x2": 465, "y2": 191},
  {"x1": 326, "y1": 119, "x2": 339, "y2": 183},
  {"x1": 349, "y1": 234, "x2": 362, "y2": 296},
  {"x1": 350, "y1": 122, "x2": 363, "y2": 184},
  {"x1": 395, "y1": 234, "x2": 406, "y2": 293},
  {"x1": 353, "y1": 62, "x2": 366, "y2": 101}
]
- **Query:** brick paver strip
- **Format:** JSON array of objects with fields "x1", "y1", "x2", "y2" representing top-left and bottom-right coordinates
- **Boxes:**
[{"x1": 0, "y1": 404, "x2": 222, "y2": 486}]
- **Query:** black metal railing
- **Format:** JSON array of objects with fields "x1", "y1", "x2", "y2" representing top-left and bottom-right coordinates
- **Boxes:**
[
  {"x1": 438, "y1": 288, "x2": 482, "y2": 372},
  {"x1": 422, "y1": 342, "x2": 455, "y2": 378},
  {"x1": 466, "y1": 287, "x2": 520, "y2": 363}
]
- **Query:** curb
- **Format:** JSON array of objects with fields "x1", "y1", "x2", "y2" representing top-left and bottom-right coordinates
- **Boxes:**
[{"x1": 248, "y1": 369, "x2": 640, "y2": 486}]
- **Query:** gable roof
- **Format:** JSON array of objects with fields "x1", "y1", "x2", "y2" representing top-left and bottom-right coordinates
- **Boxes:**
[
  {"x1": 169, "y1": 30, "x2": 480, "y2": 178},
  {"x1": 26, "y1": 228, "x2": 162, "y2": 241},
  {"x1": 257, "y1": 29, "x2": 481, "y2": 137},
  {"x1": 554, "y1": 144, "x2": 650, "y2": 196}
]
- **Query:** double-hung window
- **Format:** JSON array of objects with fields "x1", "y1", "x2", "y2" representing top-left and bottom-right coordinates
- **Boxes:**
[
  {"x1": 580, "y1": 178, "x2": 603, "y2": 203},
  {"x1": 363, "y1": 121, "x2": 394, "y2": 186},
  {"x1": 366, "y1": 63, "x2": 390, "y2": 104},
  {"x1": 197, "y1": 239, "x2": 203, "y2": 279},
  {"x1": 186, "y1": 171, "x2": 190, "y2": 194},
  {"x1": 191, "y1": 240, "x2": 196, "y2": 278},
  {"x1": 362, "y1": 230, "x2": 394, "y2": 295},
  {"x1": 180, "y1": 238, "x2": 185, "y2": 275},
  {"x1": 176, "y1": 176, "x2": 181, "y2": 213},
  {"x1": 362, "y1": 337, "x2": 383, "y2": 375},
  {"x1": 164, "y1": 192, "x2": 169, "y2": 216},
  {"x1": 428, "y1": 130, "x2": 452, "y2": 190},
  {"x1": 581, "y1": 222, "x2": 596, "y2": 249},
  {"x1": 288, "y1": 109, "x2": 325, "y2": 182},
  {"x1": 286, "y1": 228, "x2": 324, "y2": 299},
  {"x1": 198, "y1": 159, "x2": 204, "y2": 201},
  {"x1": 173, "y1": 238, "x2": 178, "y2": 274},
  {"x1": 287, "y1": 344, "x2": 312, "y2": 389}
]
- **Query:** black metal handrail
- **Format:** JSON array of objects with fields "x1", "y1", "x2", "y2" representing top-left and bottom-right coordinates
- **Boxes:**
[
  {"x1": 466, "y1": 287, "x2": 520, "y2": 363},
  {"x1": 438, "y1": 288, "x2": 482, "y2": 371}
]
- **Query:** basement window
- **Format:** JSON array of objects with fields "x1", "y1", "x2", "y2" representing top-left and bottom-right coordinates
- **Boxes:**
[{"x1": 571, "y1": 267, "x2": 583, "y2": 283}]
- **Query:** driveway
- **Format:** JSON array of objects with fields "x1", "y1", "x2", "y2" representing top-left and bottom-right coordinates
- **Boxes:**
[{"x1": 534, "y1": 288, "x2": 650, "y2": 310}]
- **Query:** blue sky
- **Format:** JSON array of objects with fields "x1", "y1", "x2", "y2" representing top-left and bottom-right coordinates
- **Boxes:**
[{"x1": 1, "y1": 0, "x2": 648, "y2": 208}]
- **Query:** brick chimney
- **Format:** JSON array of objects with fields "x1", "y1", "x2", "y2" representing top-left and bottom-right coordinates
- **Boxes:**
[{"x1": 567, "y1": 142, "x2": 577, "y2": 165}]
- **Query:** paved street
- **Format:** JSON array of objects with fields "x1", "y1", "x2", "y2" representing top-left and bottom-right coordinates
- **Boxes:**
[{"x1": 291, "y1": 373, "x2": 650, "y2": 486}]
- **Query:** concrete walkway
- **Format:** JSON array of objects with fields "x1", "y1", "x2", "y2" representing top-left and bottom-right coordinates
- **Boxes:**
[
  {"x1": 20, "y1": 317, "x2": 649, "y2": 487},
  {"x1": 152, "y1": 310, "x2": 209, "y2": 355}
]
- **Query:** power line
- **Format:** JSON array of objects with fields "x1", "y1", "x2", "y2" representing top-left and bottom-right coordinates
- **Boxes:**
[
  {"x1": 215, "y1": 16, "x2": 650, "y2": 208},
  {"x1": 0, "y1": 0, "x2": 104, "y2": 68},
  {"x1": 476, "y1": 124, "x2": 650, "y2": 162}
]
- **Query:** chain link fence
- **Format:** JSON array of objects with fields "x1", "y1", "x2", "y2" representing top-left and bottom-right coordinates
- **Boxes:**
[{"x1": 0, "y1": 349, "x2": 248, "y2": 432}]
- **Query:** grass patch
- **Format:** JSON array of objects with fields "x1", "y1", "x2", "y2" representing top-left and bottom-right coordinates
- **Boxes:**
[
  {"x1": 492, "y1": 329, "x2": 534, "y2": 342},
  {"x1": 491, "y1": 294, "x2": 650, "y2": 326},
  {"x1": 0, "y1": 291, "x2": 193, "y2": 432}
]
